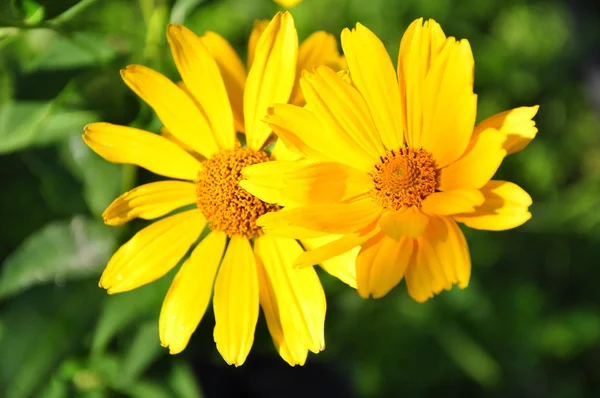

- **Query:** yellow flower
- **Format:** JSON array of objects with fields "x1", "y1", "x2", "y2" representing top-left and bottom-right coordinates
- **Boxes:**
[
  {"x1": 274, "y1": 0, "x2": 302, "y2": 7},
  {"x1": 83, "y1": 12, "x2": 348, "y2": 366},
  {"x1": 241, "y1": 18, "x2": 539, "y2": 303}
]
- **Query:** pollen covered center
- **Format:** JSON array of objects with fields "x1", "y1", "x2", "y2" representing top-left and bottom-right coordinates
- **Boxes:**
[
  {"x1": 196, "y1": 147, "x2": 279, "y2": 238},
  {"x1": 370, "y1": 148, "x2": 438, "y2": 210}
]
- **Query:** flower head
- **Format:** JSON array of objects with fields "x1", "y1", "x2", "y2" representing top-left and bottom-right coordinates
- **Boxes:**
[
  {"x1": 242, "y1": 18, "x2": 538, "y2": 302},
  {"x1": 83, "y1": 12, "x2": 348, "y2": 366}
]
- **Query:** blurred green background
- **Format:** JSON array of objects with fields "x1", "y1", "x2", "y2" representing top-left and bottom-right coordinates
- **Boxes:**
[{"x1": 1, "y1": 0, "x2": 600, "y2": 397}]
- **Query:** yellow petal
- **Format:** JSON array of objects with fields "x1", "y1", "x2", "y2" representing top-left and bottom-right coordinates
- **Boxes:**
[
  {"x1": 244, "y1": 12, "x2": 298, "y2": 150},
  {"x1": 103, "y1": 181, "x2": 197, "y2": 226},
  {"x1": 271, "y1": 139, "x2": 303, "y2": 161},
  {"x1": 341, "y1": 23, "x2": 404, "y2": 150},
  {"x1": 120, "y1": 65, "x2": 219, "y2": 158},
  {"x1": 99, "y1": 209, "x2": 206, "y2": 294},
  {"x1": 405, "y1": 216, "x2": 470, "y2": 303},
  {"x1": 398, "y1": 18, "x2": 447, "y2": 148},
  {"x1": 356, "y1": 232, "x2": 414, "y2": 298},
  {"x1": 83, "y1": 123, "x2": 202, "y2": 180},
  {"x1": 439, "y1": 127, "x2": 507, "y2": 191},
  {"x1": 473, "y1": 105, "x2": 539, "y2": 155},
  {"x1": 255, "y1": 235, "x2": 326, "y2": 356},
  {"x1": 241, "y1": 160, "x2": 372, "y2": 207},
  {"x1": 247, "y1": 19, "x2": 270, "y2": 70},
  {"x1": 421, "y1": 189, "x2": 484, "y2": 216},
  {"x1": 213, "y1": 236, "x2": 259, "y2": 366},
  {"x1": 167, "y1": 25, "x2": 235, "y2": 150},
  {"x1": 379, "y1": 206, "x2": 429, "y2": 239},
  {"x1": 258, "y1": 197, "x2": 381, "y2": 236},
  {"x1": 420, "y1": 38, "x2": 476, "y2": 168},
  {"x1": 266, "y1": 104, "x2": 374, "y2": 172},
  {"x1": 454, "y1": 180, "x2": 533, "y2": 231},
  {"x1": 290, "y1": 31, "x2": 344, "y2": 106},
  {"x1": 256, "y1": 252, "x2": 307, "y2": 366},
  {"x1": 300, "y1": 236, "x2": 358, "y2": 288},
  {"x1": 301, "y1": 66, "x2": 385, "y2": 159},
  {"x1": 200, "y1": 31, "x2": 246, "y2": 133},
  {"x1": 160, "y1": 127, "x2": 202, "y2": 160},
  {"x1": 273, "y1": 0, "x2": 302, "y2": 7},
  {"x1": 159, "y1": 230, "x2": 226, "y2": 354},
  {"x1": 295, "y1": 226, "x2": 379, "y2": 269}
]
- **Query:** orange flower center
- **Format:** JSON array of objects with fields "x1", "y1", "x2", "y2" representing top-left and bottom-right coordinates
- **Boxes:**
[
  {"x1": 196, "y1": 147, "x2": 280, "y2": 238},
  {"x1": 370, "y1": 148, "x2": 438, "y2": 210}
]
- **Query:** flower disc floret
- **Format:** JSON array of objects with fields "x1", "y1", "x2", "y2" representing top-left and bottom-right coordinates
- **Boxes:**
[{"x1": 196, "y1": 148, "x2": 280, "y2": 238}]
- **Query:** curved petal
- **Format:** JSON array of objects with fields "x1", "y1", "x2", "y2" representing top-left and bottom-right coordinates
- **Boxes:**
[
  {"x1": 255, "y1": 235, "x2": 326, "y2": 356},
  {"x1": 473, "y1": 106, "x2": 539, "y2": 155},
  {"x1": 103, "y1": 181, "x2": 197, "y2": 226},
  {"x1": 301, "y1": 235, "x2": 358, "y2": 288},
  {"x1": 379, "y1": 206, "x2": 429, "y2": 239},
  {"x1": 341, "y1": 23, "x2": 403, "y2": 150},
  {"x1": 301, "y1": 66, "x2": 385, "y2": 159},
  {"x1": 244, "y1": 12, "x2": 298, "y2": 150},
  {"x1": 159, "y1": 230, "x2": 226, "y2": 354},
  {"x1": 213, "y1": 236, "x2": 259, "y2": 366},
  {"x1": 99, "y1": 209, "x2": 206, "y2": 294},
  {"x1": 83, "y1": 123, "x2": 202, "y2": 181},
  {"x1": 271, "y1": 139, "x2": 303, "y2": 161},
  {"x1": 120, "y1": 65, "x2": 219, "y2": 158},
  {"x1": 241, "y1": 160, "x2": 372, "y2": 207},
  {"x1": 453, "y1": 180, "x2": 532, "y2": 231},
  {"x1": 200, "y1": 31, "x2": 246, "y2": 132},
  {"x1": 356, "y1": 232, "x2": 414, "y2": 298},
  {"x1": 266, "y1": 104, "x2": 374, "y2": 172},
  {"x1": 438, "y1": 127, "x2": 507, "y2": 191},
  {"x1": 167, "y1": 25, "x2": 235, "y2": 150},
  {"x1": 421, "y1": 189, "x2": 484, "y2": 216},
  {"x1": 398, "y1": 18, "x2": 447, "y2": 147},
  {"x1": 290, "y1": 31, "x2": 344, "y2": 106},
  {"x1": 257, "y1": 197, "x2": 381, "y2": 236},
  {"x1": 405, "y1": 216, "x2": 470, "y2": 302},
  {"x1": 247, "y1": 19, "x2": 270, "y2": 70},
  {"x1": 420, "y1": 38, "x2": 476, "y2": 168}
]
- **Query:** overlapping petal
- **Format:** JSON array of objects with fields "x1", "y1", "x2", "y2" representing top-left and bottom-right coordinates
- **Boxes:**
[
  {"x1": 300, "y1": 235, "x2": 358, "y2": 288},
  {"x1": 379, "y1": 206, "x2": 429, "y2": 239},
  {"x1": 421, "y1": 189, "x2": 484, "y2": 216},
  {"x1": 473, "y1": 106, "x2": 539, "y2": 155}
]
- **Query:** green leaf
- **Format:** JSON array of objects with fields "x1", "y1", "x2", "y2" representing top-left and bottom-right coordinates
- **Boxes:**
[
  {"x1": 169, "y1": 361, "x2": 204, "y2": 398},
  {"x1": 127, "y1": 380, "x2": 173, "y2": 398},
  {"x1": 0, "y1": 281, "x2": 104, "y2": 398},
  {"x1": 37, "y1": 377, "x2": 68, "y2": 398},
  {"x1": 119, "y1": 320, "x2": 164, "y2": 388},
  {"x1": 60, "y1": 135, "x2": 121, "y2": 217},
  {"x1": 91, "y1": 276, "x2": 170, "y2": 354},
  {"x1": 0, "y1": 100, "x2": 98, "y2": 154},
  {"x1": 0, "y1": 216, "x2": 116, "y2": 299},
  {"x1": 22, "y1": 0, "x2": 45, "y2": 25}
]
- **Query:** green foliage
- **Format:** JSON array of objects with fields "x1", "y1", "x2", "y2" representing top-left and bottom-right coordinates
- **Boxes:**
[{"x1": 1, "y1": 0, "x2": 599, "y2": 397}]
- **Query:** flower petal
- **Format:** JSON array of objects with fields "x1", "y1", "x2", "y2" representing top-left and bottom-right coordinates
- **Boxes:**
[
  {"x1": 120, "y1": 65, "x2": 219, "y2": 158},
  {"x1": 83, "y1": 123, "x2": 202, "y2": 181},
  {"x1": 438, "y1": 127, "x2": 507, "y2": 191},
  {"x1": 398, "y1": 18, "x2": 447, "y2": 148},
  {"x1": 213, "y1": 235, "x2": 259, "y2": 366},
  {"x1": 99, "y1": 209, "x2": 206, "y2": 294},
  {"x1": 200, "y1": 31, "x2": 247, "y2": 133},
  {"x1": 421, "y1": 189, "x2": 484, "y2": 216},
  {"x1": 258, "y1": 197, "x2": 381, "y2": 236},
  {"x1": 266, "y1": 104, "x2": 373, "y2": 172},
  {"x1": 405, "y1": 216, "x2": 470, "y2": 303},
  {"x1": 301, "y1": 66, "x2": 385, "y2": 159},
  {"x1": 271, "y1": 139, "x2": 303, "y2": 161},
  {"x1": 247, "y1": 19, "x2": 270, "y2": 70},
  {"x1": 244, "y1": 12, "x2": 298, "y2": 150},
  {"x1": 356, "y1": 232, "x2": 414, "y2": 298},
  {"x1": 290, "y1": 31, "x2": 344, "y2": 106},
  {"x1": 454, "y1": 180, "x2": 532, "y2": 231},
  {"x1": 300, "y1": 235, "x2": 358, "y2": 288},
  {"x1": 420, "y1": 38, "x2": 477, "y2": 168},
  {"x1": 473, "y1": 106, "x2": 539, "y2": 155},
  {"x1": 379, "y1": 206, "x2": 429, "y2": 239},
  {"x1": 241, "y1": 160, "x2": 372, "y2": 207},
  {"x1": 255, "y1": 235, "x2": 326, "y2": 355},
  {"x1": 341, "y1": 23, "x2": 403, "y2": 150},
  {"x1": 167, "y1": 25, "x2": 235, "y2": 150},
  {"x1": 103, "y1": 181, "x2": 197, "y2": 226},
  {"x1": 159, "y1": 230, "x2": 226, "y2": 354}
]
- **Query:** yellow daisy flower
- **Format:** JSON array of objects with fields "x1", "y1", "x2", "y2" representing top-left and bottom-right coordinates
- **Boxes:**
[
  {"x1": 274, "y1": 0, "x2": 302, "y2": 7},
  {"x1": 241, "y1": 18, "x2": 539, "y2": 303},
  {"x1": 83, "y1": 12, "x2": 348, "y2": 366}
]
